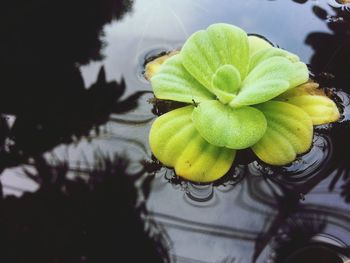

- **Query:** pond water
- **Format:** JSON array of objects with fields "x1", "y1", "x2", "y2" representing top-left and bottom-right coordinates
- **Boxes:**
[{"x1": 1, "y1": 0, "x2": 350, "y2": 262}]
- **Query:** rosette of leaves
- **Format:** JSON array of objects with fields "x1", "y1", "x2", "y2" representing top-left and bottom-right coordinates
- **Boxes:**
[{"x1": 147, "y1": 23, "x2": 340, "y2": 183}]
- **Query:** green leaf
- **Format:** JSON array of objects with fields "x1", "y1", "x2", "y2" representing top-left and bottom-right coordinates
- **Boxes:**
[
  {"x1": 231, "y1": 57, "x2": 291, "y2": 106},
  {"x1": 149, "y1": 106, "x2": 236, "y2": 183},
  {"x1": 192, "y1": 100, "x2": 267, "y2": 149},
  {"x1": 211, "y1": 64, "x2": 241, "y2": 104},
  {"x1": 288, "y1": 61, "x2": 309, "y2": 89},
  {"x1": 251, "y1": 101, "x2": 313, "y2": 165},
  {"x1": 230, "y1": 56, "x2": 308, "y2": 107},
  {"x1": 181, "y1": 23, "x2": 249, "y2": 90},
  {"x1": 249, "y1": 47, "x2": 300, "y2": 72},
  {"x1": 151, "y1": 55, "x2": 215, "y2": 103},
  {"x1": 248, "y1": 47, "x2": 308, "y2": 90},
  {"x1": 276, "y1": 82, "x2": 340, "y2": 125},
  {"x1": 248, "y1": 35, "x2": 272, "y2": 57}
]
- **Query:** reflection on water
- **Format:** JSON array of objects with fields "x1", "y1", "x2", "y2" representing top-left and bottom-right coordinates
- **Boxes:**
[
  {"x1": 0, "y1": 0, "x2": 142, "y2": 167},
  {"x1": 1, "y1": 0, "x2": 350, "y2": 262},
  {"x1": 249, "y1": 134, "x2": 333, "y2": 187},
  {"x1": 307, "y1": 0, "x2": 350, "y2": 90},
  {"x1": 0, "y1": 155, "x2": 170, "y2": 263}
]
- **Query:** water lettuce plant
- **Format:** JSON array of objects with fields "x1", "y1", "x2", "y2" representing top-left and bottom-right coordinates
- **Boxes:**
[{"x1": 147, "y1": 23, "x2": 340, "y2": 183}]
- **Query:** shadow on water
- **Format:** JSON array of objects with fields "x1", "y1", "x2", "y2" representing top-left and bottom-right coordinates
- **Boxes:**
[
  {"x1": 0, "y1": 155, "x2": 170, "y2": 263},
  {"x1": 0, "y1": 0, "x2": 147, "y2": 171}
]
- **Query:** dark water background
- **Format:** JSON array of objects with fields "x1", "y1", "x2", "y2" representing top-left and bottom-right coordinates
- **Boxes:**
[{"x1": 1, "y1": 0, "x2": 350, "y2": 262}]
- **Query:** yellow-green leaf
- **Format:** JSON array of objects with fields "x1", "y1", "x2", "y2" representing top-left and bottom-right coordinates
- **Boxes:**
[
  {"x1": 277, "y1": 81, "x2": 325, "y2": 98},
  {"x1": 144, "y1": 51, "x2": 179, "y2": 80},
  {"x1": 276, "y1": 82, "x2": 340, "y2": 125},
  {"x1": 252, "y1": 101, "x2": 313, "y2": 165},
  {"x1": 149, "y1": 106, "x2": 236, "y2": 182},
  {"x1": 283, "y1": 96, "x2": 340, "y2": 125}
]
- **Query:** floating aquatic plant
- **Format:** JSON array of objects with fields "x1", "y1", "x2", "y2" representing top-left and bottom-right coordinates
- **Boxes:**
[{"x1": 147, "y1": 23, "x2": 340, "y2": 183}]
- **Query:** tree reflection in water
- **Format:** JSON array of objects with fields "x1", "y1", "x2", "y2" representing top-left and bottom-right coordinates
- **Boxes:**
[
  {"x1": 0, "y1": 0, "x2": 171, "y2": 262},
  {"x1": 0, "y1": 155, "x2": 170, "y2": 263},
  {"x1": 0, "y1": 0, "x2": 146, "y2": 169},
  {"x1": 303, "y1": 1, "x2": 350, "y2": 204}
]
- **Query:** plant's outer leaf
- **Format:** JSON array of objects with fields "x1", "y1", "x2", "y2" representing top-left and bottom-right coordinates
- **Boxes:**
[
  {"x1": 144, "y1": 51, "x2": 179, "y2": 80},
  {"x1": 277, "y1": 81, "x2": 324, "y2": 99},
  {"x1": 192, "y1": 100, "x2": 267, "y2": 149},
  {"x1": 276, "y1": 82, "x2": 340, "y2": 125},
  {"x1": 149, "y1": 106, "x2": 236, "y2": 182},
  {"x1": 212, "y1": 64, "x2": 241, "y2": 104},
  {"x1": 181, "y1": 23, "x2": 249, "y2": 90},
  {"x1": 283, "y1": 96, "x2": 340, "y2": 125},
  {"x1": 151, "y1": 55, "x2": 215, "y2": 103},
  {"x1": 252, "y1": 101, "x2": 313, "y2": 165},
  {"x1": 248, "y1": 35, "x2": 272, "y2": 57}
]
